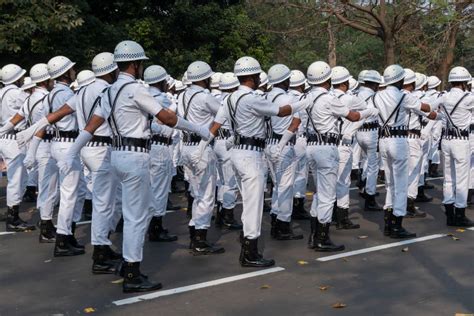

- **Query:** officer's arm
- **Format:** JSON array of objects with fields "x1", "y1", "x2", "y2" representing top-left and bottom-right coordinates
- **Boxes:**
[
  {"x1": 84, "y1": 115, "x2": 105, "y2": 134},
  {"x1": 209, "y1": 122, "x2": 222, "y2": 137},
  {"x1": 45, "y1": 104, "x2": 75, "y2": 125},
  {"x1": 9, "y1": 113, "x2": 25, "y2": 125},
  {"x1": 420, "y1": 103, "x2": 431, "y2": 112},
  {"x1": 287, "y1": 117, "x2": 301, "y2": 132}
]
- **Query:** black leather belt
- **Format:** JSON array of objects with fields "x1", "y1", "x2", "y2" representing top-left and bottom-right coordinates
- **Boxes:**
[
  {"x1": 442, "y1": 128, "x2": 469, "y2": 139},
  {"x1": 408, "y1": 129, "x2": 421, "y2": 137},
  {"x1": 183, "y1": 133, "x2": 202, "y2": 144},
  {"x1": 306, "y1": 133, "x2": 339, "y2": 146},
  {"x1": 267, "y1": 132, "x2": 296, "y2": 145},
  {"x1": 234, "y1": 135, "x2": 265, "y2": 149},
  {"x1": 43, "y1": 133, "x2": 54, "y2": 140},
  {"x1": 151, "y1": 134, "x2": 172, "y2": 145},
  {"x1": 380, "y1": 127, "x2": 408, "y2": 138},
  {"x1": 470, "y1": 124, "x2": 474, "y2": 133},
  {"x1": 113, "y1": 136, "x2": 151, "y2": 151},
  {"x1": 91, "y1": 135, "x2": 112, "y2": 144},
  {"x1": 361, "y1": 122, "x2": 379, "y2": 130},
  {"x1": 421, "y1": 121, "x2": 428, "y2": 128},
  {"x1": 57, "y1": 130, "x2": 79, "y2": 139},
  {"x1": 217, "y1": 129, "x2": 232, "y2": 139}
]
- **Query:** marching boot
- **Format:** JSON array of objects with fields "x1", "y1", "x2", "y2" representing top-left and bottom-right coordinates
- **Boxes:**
[
  {"x1": 314, "y1": 221, "x2": 345, "y2": 252},
  {"x1": 191, "y1": 229, "x2": 225, "y2": 255},
  {"x1": 115, "y1": 217, "x2": 123, "y2": 233},
  {"x1": 122, "y1": 262, "x2": 162, "y2": 293},
  {"x1": 218, "y1": 207, "x2": 243, "y2": 230},
  {"x1": 92, "y1": 245, "x2": 119, "y2": 274},
  {"x1": 406, "y1": 198, "x2": 426, "y2": 218},
  {"x1": 292, "y1": 198, "x2": 310, "y2": 220},
  {"x1": 377, "y1": 170, "x2": 385, "y2": 184},
  {"x1": 454, "y1": 207, "x2": 474, "y2": 227},
  {"x1": 270, "y1": 213, "x2": 277, "y2": 238},
  {"x1": 350, "y1": 169, "x2": 359, "y2": 181},
  {"x1": 415, "y1": 186, "x2": 433, "y2": 203},
  {"x1": 364, "y1": 194, "x2": 383, "y2": 212},
  {"x1": 214, "y1": 202, "x2": 223, "y2": 227},
  {"x1": 331, "y1": 202, "x2": 337, "y2": 224},
  {"x1": 428, "y1": 162, "x2": 442, "y2": 177},
  {"x1": 383, "y1": 208, "x2": 391, "y2": 236},
  {"x1": 356, "y1": 169, "x2": 366, "y2": 193},
  {"x1": 240, "y1": 238, "x2": 275, "y2": 268},
  {"x1": 308, "y1": 216, "x2": 318, "y2": 249},
  {"x1": 274, "y1": 219, "x2": 303, "y2": 240},
  {"x1": 263, "y1": 200, "x2": 271, "y2": 213},
  {"x1": 54, "y1": 233, "x2": 85, "y2": 257},
  {"x1": 148, "y1": 216, "x2": 178, "y2": 242},
  {"x1": 467, "y1": 189, "x2": 474, "y2": 206},
  {"x1": 424, "y1": 174, "x2": 434, "y2": 189},
  {"x1": 188, "y1": 226, "x2": 195, "y2": 249},
  {"x1": 166, "y1": 198, "x2": 181, "y2": 211},
  {"x1": 70, "y1": 222, "x2": 85, "y2": 250},
  {"x1": 389, "y1": 213, "x2": 416, "y2": 239},
  {"x1": 335, "y1": 207, "x2": 360, "y2": 230},
  {"x1": 445, "y1": 203, "x2": 456, "y2": 226},
  {"x1": 171, "y1": 175, "x2": 184, "y2": 193},
  {"x1": 82, "y1": 199, "x2": 93, "y2": 220},
  {"x1": 6, "y1": 205, "x2": 36, "y2": 232},
  {"x1": 23, "y1": 186, "x2": 37, "y2": 203},
  {"x1": 186, "y1": 194, "x2": 194, "y2": 219},
  {"x1": 39, "y1": 220, "x2": 56, "y2": 243}
]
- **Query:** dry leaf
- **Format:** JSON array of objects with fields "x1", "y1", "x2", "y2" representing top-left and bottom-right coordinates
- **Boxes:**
[
  {"x1": 83, "y1": 307, "x2": 95, "y2": 313},
  {"x1": 342, "y1": 258, "x2": 349, "y2": 262},
  {"x1": 455, "y1": 313, "x2": 474, "y2": 316},
  {"x1": 44, "y1": 259, "x2": 52, "y2": 263},
  {"x1": 447, "y1": 233, "x2": 454, "y2": 237},
  {"x1": 298, "y1": 260, "x2": 309, "y2": 265},
  {"x1": 456, "y1": 229, "x2": 466, "y2": 233},
  {"x1": 452, "y1": 236, "x2": 460, "y2": 241},
  {"x1": 358, "y1": 235, "x2": 368, "y2": 239},
  {"x1": 111, "y1": 279, "x2": 124, "y2": 284},
  {"x1": 319, "y1": 286, "x2": 329, "y2": 291},
  {"x1": 332, "y1": 303, "x2": 347, "y2": 309},
  {"x1": 306, "y1": 192, "x2": 313, "y2": 196},
  {"x1": 260, "y1": 285, "x2": 271, "y2": 290},
  {"x1": 402, "y1": 247, "x2": 409, "y2": 252}
]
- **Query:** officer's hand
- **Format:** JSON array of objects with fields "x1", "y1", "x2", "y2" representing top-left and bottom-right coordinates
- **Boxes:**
[
  {"x1": 16, "y1": 128, "x2": 36, "y2": 148},
  {"x1": 58, "y1": 156, "x2": 75, "y2": 175},
  {"x1": 190, "y1": 150, "x2": 203, "y2": 167},
  {"x1": 225, "y1": 136, "x2": 234, "y2": 151},
  {"x1": 23, "y1": 154, "x2": 36, "y2": 169},
  {"x1": 198, "y1": 126, "x2": 211, "y2": 141}
]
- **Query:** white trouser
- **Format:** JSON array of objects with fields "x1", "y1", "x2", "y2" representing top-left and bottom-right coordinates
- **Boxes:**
[
  {"x1": 442, "y1": 139, "x2": 470, "y2": 208},
  {"x1": 407, "y1": 137, "x2": 423, "y2": 199},
  {"x1": 0, "y1": 138, "x2": 27, "y2": 207},
  {"x1": 83, "y1": 164, "x2": 93, "y2": 200},
  {"x1": 351, "y1": 140, "x2": 362, "y2": 170},
  {"x1": 293, "y1": 136, "x2": 308, "y2": 199},
  {"x1": 26, "y1": 164, "x2": 38, "y2": 187},
  {"x1": 51, "y1": 141, "x2": 87, "y2": 235},
  {"x1": 379, "y1": 137, "x2": 409, "y2": 216},
  {"x1": 336, "y1": 145, "x2": 352, "y2": 209},
  {"x1": 469, "y1": 133, "x2": 474, "y2": 189},
  {"x1": 81, "y1": 145, "x2": 118, "y2": 246},
  {"x1": 429, "y1": 122, "x2": 442, "y2": 164},
  {"x1": 36, "y1": 141, "x2": 59, "y2": 220},
  {"x1": 214, "y1": 138, "x2": 237, "y2": 209},
  {"x1": 182, "y1": 145, "x2": 216, "y2": 229},
  {"x1": 112, "y1": 151, "x2": 152, "y2": 263},
  {"x1": 307, "y1": 144, "x2": 339, "y2": 224},
  {"x1": 356, "y1": 130, "x2": 379, "y2": 195},
  {"x1": 265, "y1": 143, "x2": 296, "y2": 222},
  {"x1": 150, "y1": 144, "x2": 173, "y2": 217},
  {"x1": 231, "y1": 148, "x2": 265, "y2": 239},
  {"x1": 418, "y1": 136, "x2": 431, "y2": 186}
]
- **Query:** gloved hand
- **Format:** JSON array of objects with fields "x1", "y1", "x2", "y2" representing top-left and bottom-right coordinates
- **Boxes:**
[
  {"x1": 16, "y1": 117, "x2": 50, "y2": 147},
  {"x1": 225, "y1": 136, "x2": 234, "y2": 151},
  {"x1": 23, "y1": 136, "x2": 42, "y2": 169},
  {"x1": 0, "y1": 121, "x2": 14, "y2": 138},
  {"x1": 58, "y1": 155, "x2": 75, "y2": 175}
]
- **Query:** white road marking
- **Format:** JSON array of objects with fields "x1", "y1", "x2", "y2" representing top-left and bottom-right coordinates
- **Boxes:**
[
  {"x1": 316, "y1": 233, "x2": 449, "y2": 262},
  {"x1": 0, "y1": 232, "x2": 15, "y2": 236},
  {"x1": 113, "y1": 267, "x2": 285, "y2": 306}
]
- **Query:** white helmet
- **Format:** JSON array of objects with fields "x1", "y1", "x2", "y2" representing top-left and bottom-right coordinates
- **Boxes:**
[
  {"x1": 307, "y1": 61, "x2": 331, "y2": 85},
  {"x1": 175, "y1": 80, "x2": 186, "y2": 91},
  {"x1": 187, "y1": 61, "x2": 213, "y2": 82},
  {"x1": 362, "y1": 70, "x2": 383, "y2": 84},
  {"x1": 448, "y1": 66, "x2": 471, "y2": 83},
  {"x1": 210, "y1": 72, "x2": 223, "y2": 88},
  {"x1": 182, "y1": 72, "x2": 191, "y2": 86},
  {"x1": 268, "y1": 64, "x2": 291, "y2": 85},
  {"x1": 403, "y1": 68, "x2": 416, "y2": 85},
  {"x1": 349, "y1": 77, "x2": 359, "y2": 91},
  {"x1": 113, "y1": 40, "x2": 148, "y2": 63},
  {"x1": 415, "y1": 72, "x2": 428, "y2": 90},
  {"x1": 144, "y1": 65, "x2": 168, "y2": 85},
  {"x1": 21, "y1": 77, "x2": 36, "y2": 91},
  {"x1": 427, "y1": 76, "x2": 441, "y2": 89},
  {"x1": 92, "y1": 52, "x2": 118, "y2": 77},
  {"x1": 383, "y1": 64, "x2": 405, "y2": 86},
  {"x1": 167, "y1": 76, "x2": 176, "y2": 90},
  {"x1": 358, "y1": 70, "x2": 368, "y2": 83},
  {"x1": 76, "y1": 70, "x2": 96, "y2": 88},
  {"x1": 379, "y1": 77, "x2": 386, "y2": 88},
  {"x1": 70, "y1": 80, "x2": 79, "y2": 91},
  {"x1": 1, "y1": 64, "x2": 26, "y2": 85},
  {"x1": 289, "y1": 70, "x2": 306, "y2": 87},
  {"x1": 29, "y1": 63, "x2": 50, "y2": 84},
  {"x1": 331, "y1": 66, "x2": 352, "y2": 85},
  {"x1": 47, "y1": 56, "x2": 75, "y2": 79},
  {"x1": 259, "y1": 71, "x2": 269, "y2": 87},
  {"x1": 234, "y1": 56, "x2": 262, "y2": 77},
  {"x1": 219, "y1": 72, "x2": 239, "y2": 90}
]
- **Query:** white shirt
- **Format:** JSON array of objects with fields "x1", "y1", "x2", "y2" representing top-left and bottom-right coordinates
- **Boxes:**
[
  {"x1": 1, "y1": 84, "x2": 28, "y2": 130},
  {"x1": 177, "y1": 84, "x2": 221, "y2": 128},
  {"x1": 305, "y1": 86, "x2": 350, "y2": 135},
  {"x1": 404, "y1": 89, "x2": 424, "y2": 130},
  {"x1": 211, "y1": 89, "x2": 222, "y2": 101},
  {"x1": 219, "y1": 92, "x2": 231, "y2": 130},
  {"x1": 288, "y1": 89, "x2": 307, "y2": 135},
  {"x1": 95, "y1": 72, "x2": 164, "y2": 139},
  {"x1": 266, "y1": 87, "x2": 296, "y2": 135},
  {"x1": 149, "y1": 86, "x2": 174, "y2": 137},
  {"x1": 431, "y1": 87, "x2": 474, "y2": 131},
  {"x1": 18, "y1": 86, "x2": 49, "y2": 128},
  {"x1": 332, "y1": 89, "x2": 366, "y2": 138},
  {"x1": 67, "y1": 78, "x2": 112, "y2": 136},
  {"x1": 45, "y1": 82, "x2": 75, "y2": 131}
]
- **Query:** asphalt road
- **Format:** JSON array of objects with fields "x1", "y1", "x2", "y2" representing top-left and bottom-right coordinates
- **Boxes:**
[{"x1": 0, "y1": 177, "x2": 473, "y2": 316}]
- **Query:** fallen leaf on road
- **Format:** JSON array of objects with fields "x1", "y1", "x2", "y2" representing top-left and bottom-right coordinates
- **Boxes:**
[
  {"x1": 452, "y1": 236, "x2": 460, "y2": 241},
  {"x1": 260, "y1": 285, "x2": 271, "y2": 290},
  {"x1": 44, "y1": 259, "x2": 52, "y2": 263},
  {"x1": 319, "y1": 286, "x2": 329, "y2": 291},
  {"x1": 402, "y1": 247, "x2": 409, "y2": 252},
  {"x1": 456, "y1": 229, "x2": 465, "y2": 233},
  {"x1": 358, "y1": 235, "x2": 368, "y2": 239},
  {"x1": 342, "y1": 258, "x2": 349, "y2": 262},
  {"x1": 455, "y1": 313, "x2": 473, "y2": 316},
  {"x1": 83, "y1": 307, "x2": 95, "y2": 313},
  {"x1": 332, "y1": 303, "x2": 347, "y2": 309},
  {"x1": 111, "y1": 279, "x2": 123, "y2": 284},
  {"x1": 447, "y1": 233, "x2": 454, "y2": 237},
  {"x1": 298, "y1": 260, "x2": 309, "y2": 265}
]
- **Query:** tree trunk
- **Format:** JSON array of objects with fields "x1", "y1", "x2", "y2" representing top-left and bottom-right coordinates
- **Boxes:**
[
  {"x1": 437, "y1": 23, "x2": 458, "y2": 89},
  {"x1": 327, "y1": 19, "x2": 337, "y2": 67},
  {"x1": 384, "y1": 34, "x2": 396, "y2": 66}
]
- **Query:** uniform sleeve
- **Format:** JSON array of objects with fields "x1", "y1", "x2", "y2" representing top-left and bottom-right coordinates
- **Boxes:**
[
  {"x1": 403, "y1": 93, "x2": 425, "y2": 116},
  {"x1": 134, "y1": 85, "x2": 163, "y2": 116},
  {"x1": 17, "y1": 99, "x2": 27, "y2": 118},
  {"x1": 93, "y1": 91, "x2": 110, "y2": 120},
  {"x1": 65, "y1": 94, "x2": 77, "y2": 112},
  {"x1": 328, "y1": 95, "x2": 350, "y2": 118},
  {"x1": 214, "y1": 105, "x2": 228, "y2": 125},
  {"x1": 350, "y1": 95, "x2": 367, "y2": 111},
  {"x1": 204, "y1": 94, "x2": 222, "y2": 115},
  {"x1": 251, "y1": 94, "x2": 280, "y2": 117}
]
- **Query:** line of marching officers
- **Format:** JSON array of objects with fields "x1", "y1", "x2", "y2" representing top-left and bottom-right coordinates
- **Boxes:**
[{"x1": 0, "y1": 40, "x2": 473, "y2": 293}]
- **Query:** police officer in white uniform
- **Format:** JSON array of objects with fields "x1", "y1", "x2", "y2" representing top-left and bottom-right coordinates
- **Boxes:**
[
  {"x1": 144, "y1": 65, "x2": 178, "y2": 242},
  {"x1": 0, "y1": 64, "x2": 36, "y2": 232},
  {"x1": 425, "y1": 76, "x2": 443, "y2": 178},
  {"x1": 304, "y1": 61, "x2": 376, "y2": 252}
]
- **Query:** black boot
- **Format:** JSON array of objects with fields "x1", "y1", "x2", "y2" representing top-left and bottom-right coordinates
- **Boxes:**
[
  {"x1": 415, "y1": 186, "x2": 433, "y2": 202},
  {"x1": 23, "y1": 186, "x2": 37, "y2": 203},
  {"x1": 54, "y1": 233, "x2": 85, "y2": 257},
  {"x1": 171, "y1": 175, "x2": 184, "y2": 193},
  {"x1": 292, "y1": 198, "x2": 310, "y2": 220},
  {"x1": 39, "y1": 220, "x2": 56, "y2": 243},
  {"x1": 377, "y1": 170, "x2": 385, "y2": 184},
  {"x1": 270, "y1": 213, "x2": 277, "y2": 238},
  {"x1": 308, "y1": 217, "x2": 318, "y2": 249},
  {"x1": 214, "y1": 202, "x2": 223, "y2": 227},
  {"x1": 6, "y1": 205, "x2": 36, "y2": 232},
  {"x1": 122, "y1": 262, "x2": 162, "y2": 293},
  {"x1": 188, "y1": 226, "x2": 195, "y2": 249},
  {"x1": 364, "y1": 194, "x2": 383, "y2": 212},
  {"x1": 92, "y1": 245, "x2": 120, "y2": 274},
  {"x1": 445, "y1": 204, "x2": 456, "y2": 226},
  {"x1": 70, "y1": 222, "x2": 85, "y2": 250},
  {"x1": 468, "y1": 189, "x2": 474, "y2": 206},
  {"x1": 454, "y1": 207, "x2": 474, "y2": 227},
  {"x1": 82, "y1": 199, "x2": 93, "y2": 220},
  {"x1": 263, "y1": 200, "x2": 271, "y2": 213},
  {"x1": 191, "y1": 229, "x2": 225, "y2": 255},
  {"x1": 240, "y1": 238, "x2": 275, "y2": 268},
  {"x1": 428, "y1": 162, "x2": 442, "y2": 177},
  {"x1": 166, "y1": 198, "x2": 181, "y2": 211},
  {"x1": 148, "y1": 216, "x2": 178, "y2": 242},
  {"x1": 335, "y1": 207, "x2": 360, "y2": 230},
  {"x1": 384, "y1": 208, "x2": 391, "y2": 236},
  {"x1": 217, "y1": 207, "x2": 242, "y2": 230},
  {"x1": 424, "y1": 174, "x2": 434, "y2": 189},
  {"x1": 314, "y1": 221, "x2": 345, "y2": 252},
  {"x1": 274, "y1": 219, "x2": 303, "y2": 240},
  {"x1": 356, "y1": 169, "x2": 366, "y2": 192},
  {"x1": 406, "y1": 198, "x2": 426, "y2": 218},
  {"x1": 389, "y1": 213, "x2": 416, "y2": 239},
  {"x1": 186, "y1": 195, "x2": 194, "y2": 219}
]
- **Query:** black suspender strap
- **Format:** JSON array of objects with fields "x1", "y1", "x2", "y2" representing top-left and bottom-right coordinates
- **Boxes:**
[
  {"x1": 181, "y1": 90, "x2": 204, "y2": 120},
  {"x1": 0, "y1": 87, "x2": 16, "y2": 104},
  {"x1": 27, "y1": 94, "x2": 48, "y2": 126},
  {"x1": 441, "y1": 93, "x2": 470, "y2": 132},
  {"x1": 227, "y1": 92, "x2": 252, "y2": 133},
  {"x1": 79, "y1": 86, "x2": 89, "y2": 126},
  {"x1": 372, "y1": 93, "x2": 405, "y2": 130},
  {"x1": 86, "y1": 87, "x2": 109, "y2": 125},
  {"x1": 107, "y1": 81, "x2": 136, "y2": 138},
  {"x1": 264, "y1": 92, "x2": 285, "y2": 135},
  {"x1": 305, "y1": 92, "x2": 327, "y2": 134}
]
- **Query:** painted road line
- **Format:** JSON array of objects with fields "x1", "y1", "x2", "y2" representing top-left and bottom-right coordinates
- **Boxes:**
[
  {"x1": 467, "y1": 227, "x2": 474, "y2": 231},
  {"x1": 316, "y1": 234, "x2": 447, "y2": 262},
  {"x1": 0, "y1": 232, "x2": 15, "y2": 236},
  {"x1": 113, "y1": 266, "x2": 285, "y2": 306}
]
